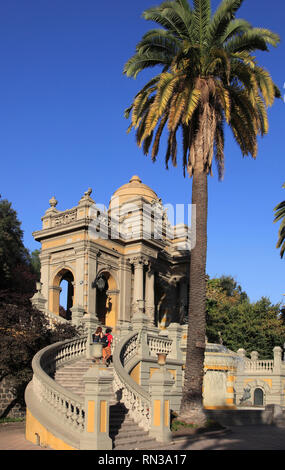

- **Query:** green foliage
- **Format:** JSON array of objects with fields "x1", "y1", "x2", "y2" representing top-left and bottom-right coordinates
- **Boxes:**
[
  {"x1": 30, "y1": 249, "x2": 41, "y2": 281},
  {"x1": 206, "y1": 276, "x2": 285, "y2": 358},
  {"x1": 0, "y1": 197, "x2": 31, "y2": 289},
  {"x1": 274, "y1": 183, "x2": 285, "y2": 259},
  {"x1": 171, "y1": 419, "x2": 197, "y2": 431},
  {"x1": 0, "y1": 197, "x2": 80, "y2": 418},
  {"x1": 0, "y1": 289, "x2": 80, "y2": 418},
  {"x1": 124, "y1": 0, "x2": 280, "y2": 178}
]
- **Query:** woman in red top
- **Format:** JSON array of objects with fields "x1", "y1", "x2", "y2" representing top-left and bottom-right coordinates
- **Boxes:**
[{"x1": 102, "y1": 328, "x2": 113, "y2": 366}]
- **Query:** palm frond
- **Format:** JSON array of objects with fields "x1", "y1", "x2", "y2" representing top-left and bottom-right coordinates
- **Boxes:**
[
  {"x1": 208, "y1": 0, "x2": 244, "y2": 46},
  {"x1": 192, "y1": 0, "x2": 211, "y2": 46},
  {"x1": 143, "y1": 2, "x2": 189, "y2": 40},
  {"x1": 124, "y1": 50, "x2": 173, "y2": 78},
  {"x1": 225, "y1": 28, "x2": 279, "y2": 54}
]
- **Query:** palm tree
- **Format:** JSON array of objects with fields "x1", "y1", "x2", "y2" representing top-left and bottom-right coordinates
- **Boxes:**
[
  {"x1": 274, "y1": 183, "x2": 285, "y2": 258},
  {"x1": 124, "y1": 0, "x2": 280, "y2": 425}
]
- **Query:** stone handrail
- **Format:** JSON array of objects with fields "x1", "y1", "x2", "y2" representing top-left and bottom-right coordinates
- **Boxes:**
[
  {"x1": 26, "y1": 336, "x2": 87, "y2": 447},
  {"x1": 46, "y1": 309, "x2": 69, "y2": 326},
  {"x1": 147, "y1": 334, "x2": 172, "y2": 357},
  {"x1": 113, "y1": 331, "x2": 151, "y2": 431},
  {"x1": 244, "y1": 359, "x2": 274, "y2": 372}
]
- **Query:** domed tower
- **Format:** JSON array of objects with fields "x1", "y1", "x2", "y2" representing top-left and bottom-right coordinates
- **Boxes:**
[
  {"x1": 109, "y1": 175, "x2": 159, "y2": 207},
  {"x1": 32, "y1": 175, "x2": 190, "y2": 330}
]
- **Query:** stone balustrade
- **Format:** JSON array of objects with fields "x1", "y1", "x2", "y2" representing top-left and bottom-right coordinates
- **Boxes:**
[
  {"x1": 26, "y1": 319, "x2": 177, "y2": 448},
  {"x1": 113, "y1": 331, "x2": 151, "y2": 431},
  {"x1": 25, "y1": 336, "x2": 88, "y2": 449},
  {"x1": 147, "y1": 334, "x2": 173, "y2": 357},
  {"x1": 244, "y1": 359, "x2": 274, "y2": 372}
]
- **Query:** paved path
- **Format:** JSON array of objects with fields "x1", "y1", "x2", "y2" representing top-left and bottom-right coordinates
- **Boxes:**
[
  {"x1": 1, "y1": 421, "x2": 285, "y2": 451},
  {"x1": 0, "y1": 422, "x2": 49, "y2": 450}
]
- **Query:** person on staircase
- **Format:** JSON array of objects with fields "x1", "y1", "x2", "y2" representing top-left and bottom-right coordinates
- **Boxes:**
[
  {"x1": 102, "y1": 328, "x2": 113, "y2": 367},
  {"x1": 92, "y1": 326, "x2": 103, "y2": 343}
]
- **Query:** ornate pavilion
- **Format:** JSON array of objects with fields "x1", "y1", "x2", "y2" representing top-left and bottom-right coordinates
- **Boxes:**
[{"x1": 32, "y1": 175, "x2": 191, "y2": 331}]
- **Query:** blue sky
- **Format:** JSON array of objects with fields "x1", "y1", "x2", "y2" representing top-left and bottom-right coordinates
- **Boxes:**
[{"x1": 0, "y1": 0, "x2": 284, "y2": 305}]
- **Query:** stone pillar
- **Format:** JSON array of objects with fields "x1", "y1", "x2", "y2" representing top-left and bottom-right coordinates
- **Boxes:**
[
  {"x1": 87, "y1": 248, "x2": 101, "y2": 319},
  {"x1": 39, "y1": 251, "x2": 50, "y2": 311},
  {"x1": 237, "y1": 348, "x2": 246, "y2": 372},
  {"x1": 70, "y1": 304, "x2": 85, "y2": 328},
  {"x1": 31, "y1": 282, "x2": 47, "y2": 313},
  {"x1": 179, "y1": 279, "x2": 188, "y2": 323},
  {"x1": 149, "y1": 366, "x2": 174, "y2": 443},
  {"x1": 226, "y1": 371, "x2": 236, "y2": 409},
  {"x1": 49, "y1": 285, "x2": 61, "y2": 315},
  {"x1": 273, "y1": 346, "x2": 282, "y2": 374},
  {"x1": 167, "y1": 323, "x2": 183, "y2": 361},
  {"x1": 251, "y1": 351, "x2": 259, "y2": 361},
  {"x1": 80, "y1": 363, "x2": 113, "y2": 450},
  {"x1": 133, "y1": 257, "x2": 144, "y2": 304},
  {"x1": 145, "y1": 266, "x2": 155, "y2": 325},
  {"x1": 83, "y1": 313, "x2": 99, "y2": 359}
]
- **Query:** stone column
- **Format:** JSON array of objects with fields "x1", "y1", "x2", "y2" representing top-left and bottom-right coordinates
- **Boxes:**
[
  {"x1": 145, "y1": 265, "x2": 155, "y2": 325},
  {"x1": 31, "y1": 283, "x2": 47, "y2": 313},
  {"x1": 70, "y1": 304, "x2": 85, "y2": 327},
  {"x1": 179, "y1": 279, "x2": 188, "y2": 323},
  {"x1": 167, "y1": 323, "x2": 183, "y2": 361},
  {"x1": 83, "y1": 313, "x2": 99, "y2": 359},
  {"x1": 80, "y1": 363, "x2": 113, "y2": 450},
  {"x1": 251, "y1": 351, "x2": 259, "y2": 361},
  {"x1": 133, "y1": 257, "x2": 145, "y2": 303},
  {"x1": 87, "y1": 248, "x2": 101, "y2": 319},
  {"x1": 149, "y1": 366, "x2": 174, "y2": 443},
  {"x1": 273, "y1": 346, "x2": 282, "y2": 374}
]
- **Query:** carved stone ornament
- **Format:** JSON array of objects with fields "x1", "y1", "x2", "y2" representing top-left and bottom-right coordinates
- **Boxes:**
[{"x1": 49, "y1": 196, "x2": 58, "y2": 208}]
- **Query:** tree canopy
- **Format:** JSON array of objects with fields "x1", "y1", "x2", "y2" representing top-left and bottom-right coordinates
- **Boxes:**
[
  {"x1": 0, "y1": 197, "x2": 79, "y2": 418},
  {"x1": 206, "y1": 275, "x2": 285, "y2": 358}
]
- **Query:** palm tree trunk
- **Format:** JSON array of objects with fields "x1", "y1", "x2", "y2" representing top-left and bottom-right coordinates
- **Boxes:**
[{"x1": 179, "y1": 167, "x2": 208, "y2": 425}]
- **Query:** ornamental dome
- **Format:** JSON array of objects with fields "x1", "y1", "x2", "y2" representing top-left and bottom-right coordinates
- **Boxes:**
[{"x1": 109, "y1": 175, "x2": 159, "y2": 207}]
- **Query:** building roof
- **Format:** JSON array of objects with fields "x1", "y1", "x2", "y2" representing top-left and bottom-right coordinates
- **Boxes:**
[{"x1": 109, "y1": 175, "x2": 159, "y2": 207}]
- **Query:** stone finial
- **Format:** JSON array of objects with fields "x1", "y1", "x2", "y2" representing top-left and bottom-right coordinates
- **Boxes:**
[
  {"x1": 84, "y1": 188, "x2": 92, "y2": 197},
  {"x1": 78, "y1": 188, "x2": 94, "y2": 205},
  {"x1": 129, "y1": 175, "x2": 142, "y2": 183},
  {"x1": 49, "y1": 196, "x2": 58, "y2": 208}
]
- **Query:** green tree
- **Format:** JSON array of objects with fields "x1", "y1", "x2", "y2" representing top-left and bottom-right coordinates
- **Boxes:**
[
  {"x1": 206, "y1": 276, "x2": 285, "y2": 358},
  {"x1": 0, "y1": 197, "x2": 31, "y2": 289},
  {"x1": 124, "y1": 0, "x2": 280, "y2": 424},
  {"x1": 0, "y1": 198, "x2": 79, "y2": 417},
  {"x1": 30, "y1": 249, "x2": 41, "y2": 281},
  {"x1": 0, "y1": 290, "x2": 79, "y2": 418},
  {"x1": 274, "y1": 183, "x2": 285, "y2": 258}
]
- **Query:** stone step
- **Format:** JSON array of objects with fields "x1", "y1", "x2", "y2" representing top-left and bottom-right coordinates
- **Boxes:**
[{"x1": 53, "y1": 357, "x2": 158, "y2": 449}]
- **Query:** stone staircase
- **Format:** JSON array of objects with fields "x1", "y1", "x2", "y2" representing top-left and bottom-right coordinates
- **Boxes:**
[{"x1": 54, "y1": 358, "x2": 159, "y2": 450}]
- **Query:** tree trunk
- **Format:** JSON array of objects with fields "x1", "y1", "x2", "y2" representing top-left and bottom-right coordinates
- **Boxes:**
[{"x1": 179, "y1": 168, "x2": 208, "y2": 426}]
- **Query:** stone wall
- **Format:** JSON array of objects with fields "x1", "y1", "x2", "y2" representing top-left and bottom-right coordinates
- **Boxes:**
[{"x1": 0, "y1": 377, "x2": 25, "y2": 419}]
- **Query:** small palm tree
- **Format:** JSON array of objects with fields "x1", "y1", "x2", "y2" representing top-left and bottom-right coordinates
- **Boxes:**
[
  {"x1": 274, "y1": 184, "x2": 285, "y2": 258},
  {"x1": 124, "y1": 0, "x2": 280, "y2": 424}
]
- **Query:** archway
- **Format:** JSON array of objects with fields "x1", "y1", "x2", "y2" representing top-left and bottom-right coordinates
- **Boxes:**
[
  {"x1": 50, "y1": 268, "x2": 75, "y2": 319},
  {"x1": 95, "y1": 271, "x2": 118, "y2": 329},
  {"x1": 254, "y1": 388, "x2": 264, "y2": 406}
]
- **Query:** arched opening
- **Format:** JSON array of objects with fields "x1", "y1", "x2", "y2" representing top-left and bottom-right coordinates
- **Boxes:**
[
  {"x1": 95, "y1": 271, "x2": 117, "y2": 329},
  {"x1": 59, "y1": 271, "x2": 74, "y2": 320},
  {"x1": 50, "y1": 268, "x2": 75, "y2": 319},
  {"x1": 254, "y1": 388, "x2": 264, "y2": 406}
]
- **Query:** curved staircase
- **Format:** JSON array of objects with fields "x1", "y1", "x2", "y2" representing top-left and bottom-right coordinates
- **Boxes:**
[
  {"x1": 54, "y1": 357, "x2": 159, "y2": 450},
  {"x1": 25, "y1": 325, "x2": 183, "y2": 450}
]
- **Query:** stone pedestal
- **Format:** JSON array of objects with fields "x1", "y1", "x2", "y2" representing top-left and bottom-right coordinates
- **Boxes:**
[
  {"x1": 31, "y1": 283, "x2": 47, "y2": 313},
  {"x1": 70, "y1": 304, "x2": 85, "y2": 327},
  {"x1": 82, "y1": 313, "x2": 99, "y2": 359},
  {"x1": 167, "y1": 323, "x2": 183, "y2": 361},
  {"x1": 149, "y1": 366, "x2": 174, "y2": 443},
  {"x1": 80, "y1": 363, "x2": 113, "y2": 450}
]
